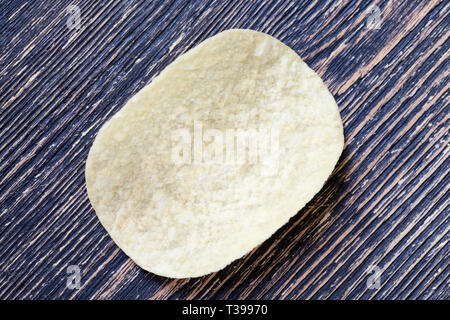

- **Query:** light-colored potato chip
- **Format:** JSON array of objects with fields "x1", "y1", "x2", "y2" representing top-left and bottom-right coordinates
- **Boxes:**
[{"x1": 85, "y1": 29, "x2": 344, "y2": 278}]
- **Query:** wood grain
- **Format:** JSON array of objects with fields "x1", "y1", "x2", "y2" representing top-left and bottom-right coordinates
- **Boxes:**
[{"x1": 0, "y1": 0, "x2": 448, "y2": 300}]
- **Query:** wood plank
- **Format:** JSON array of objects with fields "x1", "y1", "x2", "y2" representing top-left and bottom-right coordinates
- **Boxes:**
[{"x1": 0, "y1": 0, "x2": 448, "y2": 299}]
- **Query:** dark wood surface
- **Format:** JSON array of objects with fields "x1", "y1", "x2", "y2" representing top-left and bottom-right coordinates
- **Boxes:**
[{"x1": 0, "y1": 0, "x2": 448, "y2": 300}]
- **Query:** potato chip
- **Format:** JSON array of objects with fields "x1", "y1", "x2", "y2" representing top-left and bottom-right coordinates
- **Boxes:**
[{"x1": 85, "y1": 29, "x2": 344, "y2": 278}]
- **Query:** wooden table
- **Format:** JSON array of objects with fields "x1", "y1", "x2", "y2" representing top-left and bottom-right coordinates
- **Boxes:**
[{"x1": 0, "y1": 0, "x2": 448, "y2": 300}]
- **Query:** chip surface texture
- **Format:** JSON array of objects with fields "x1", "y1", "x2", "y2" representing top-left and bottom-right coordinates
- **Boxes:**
[{"x1": 85, "y1": 29, "x2": 344, "y2": 278}]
